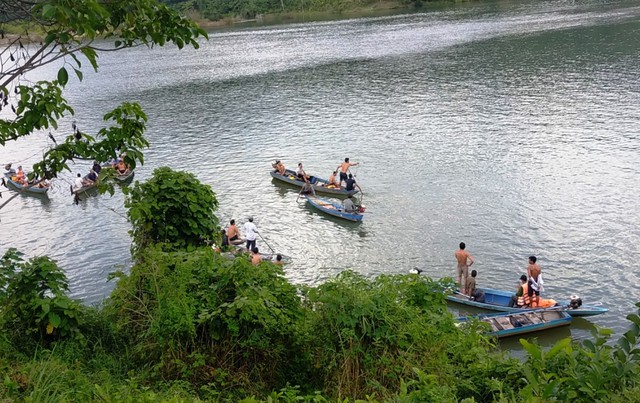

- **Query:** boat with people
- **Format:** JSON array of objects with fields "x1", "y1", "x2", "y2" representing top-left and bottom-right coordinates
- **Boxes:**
[
  {"x1": 447, "y1": 287, "x2": 608, "y2": 317},
  {"x1": 457, "y1": 309, "x2": 572, "y2": 339},
  {"x1": 3, "y1": 176, "x2": 50, "y2": 195},
  {"x1": 270, "y1": 168, "x2": 358, "y2": 197},
  {"x1": 222, "y1": 244, "x2": 292, "y2": 265},
  {"x1": 304, "y1": 195, "x2": 364, "y2": 222}
]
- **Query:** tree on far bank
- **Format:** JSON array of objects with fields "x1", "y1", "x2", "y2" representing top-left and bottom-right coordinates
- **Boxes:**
[{"x1": 0, "y1": 0, "x2": 207, "y2": 198}]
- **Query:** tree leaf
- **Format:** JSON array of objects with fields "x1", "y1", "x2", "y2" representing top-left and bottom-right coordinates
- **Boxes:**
[{"x1": 57, "y1": 67, "x2": 69, "y2": 86}]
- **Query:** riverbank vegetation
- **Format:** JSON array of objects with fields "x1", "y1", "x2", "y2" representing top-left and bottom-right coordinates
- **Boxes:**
[
  {"x1": 2, "y1": 167, "x2": 640, "y2": 401},
  {"x1": 161, "y1": 0, "x2": 447, "y2": 24}
]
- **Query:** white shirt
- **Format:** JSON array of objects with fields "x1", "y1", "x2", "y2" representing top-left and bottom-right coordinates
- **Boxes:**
[
  {"x1": 243, "y1": 222, "x2": 258, "y2": 241},
  {"x1": 74, "y1": 177, "x2": 84, "y2": 190}
]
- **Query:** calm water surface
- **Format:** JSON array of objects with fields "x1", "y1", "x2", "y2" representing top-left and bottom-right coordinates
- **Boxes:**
[{"x1": 1, "y1": 0, "x2": 639, "y2": 345}]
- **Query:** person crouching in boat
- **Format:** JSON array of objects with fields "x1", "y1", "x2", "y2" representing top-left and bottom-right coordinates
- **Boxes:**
[
  {"x1": 14, "y1": 166, "x2": 27, "y2": 185},
  {"x1": 116, "y1": 160, "x2": 130, "y2": 175},
  {"x1": 509, "y1": 275, "x2": 529, "y2": 307},
  {"x1": 272, "y1": 160, "x2": 286, "y2": 175},
  {"x1": 326, "y1": 171, "x2": 339, "y2": 188},
  {"x1": 517, "y1": 274, "x2": 557, "y2": 308}
]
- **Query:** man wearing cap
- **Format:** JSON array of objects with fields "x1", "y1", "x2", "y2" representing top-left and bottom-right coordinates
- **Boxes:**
[{"x1": 243, "y1": 217, "x2": 258, "y2": 251}]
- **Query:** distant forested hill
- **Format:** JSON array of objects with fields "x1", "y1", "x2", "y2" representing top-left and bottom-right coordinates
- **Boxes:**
[{"x1": 160, "y1": 0, "x2": 416, "y2": 21}]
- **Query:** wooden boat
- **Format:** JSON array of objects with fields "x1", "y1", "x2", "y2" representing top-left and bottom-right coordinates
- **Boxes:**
[
  {"x1": 115, "y1": 169, "x2": 135, "y2": 183},
  {"x1": 3, "y1": 176, "x2": 50, "y2": 195},
  {"x1": 446, "y1": 288, "x2": 608, "y2": 317},
  {"x1": 72, "y1": 179, "x2": 99, "y2": 195},
  {"x1": 270, "y1": 169, "x2": 358, "y2": 197},
  {"x1": 304, "y1": 195, "x2": 364, "y2": 222},
  {"x1": 223, "y1": 245, "x2": 292, "y2": 264},
  {"x1": 457, "y1": 309, "x2": 572, "y2": 338}
]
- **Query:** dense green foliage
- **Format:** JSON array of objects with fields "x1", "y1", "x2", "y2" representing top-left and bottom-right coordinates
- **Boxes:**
[
  {"x1": 0, "y1": 0, "x2": 206, "y2": 200},
  {"x1": 163, "y1": 0, "x2": 428, "y2": 21},
  {"x1": 125, "y1": 167, "x2": 220, "y2": 252},
  {"x1": 2, "y1": 171, "x2": 640, "y2": 401}
]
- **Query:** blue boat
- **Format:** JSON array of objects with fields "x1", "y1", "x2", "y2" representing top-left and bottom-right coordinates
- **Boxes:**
[
  {"x1": 447, "y1": 288, "x2": 607, "y2": 317},
  {"x1": 271, "y1": 169, "x2": 358, "y2": 197},
  {"x1": 457, "y1": 309, "x2": 572, "y2": 338},
  {"x1": 304, "y1": 195, "x2": 364, "y2": 222},
  {"x1": 3, "y1": 176, "x2": 50, "y2": 195}
]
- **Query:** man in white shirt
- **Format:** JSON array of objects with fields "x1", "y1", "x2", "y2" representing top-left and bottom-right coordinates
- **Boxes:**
[
  {"x1": 73, "y1": 173, "x2": 84, "y2": 191},
  {"x1": 243, "y1": 217, "x2": 258, "y2": 251}
]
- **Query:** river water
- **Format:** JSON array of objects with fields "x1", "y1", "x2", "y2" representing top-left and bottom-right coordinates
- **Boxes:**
[{"x1": 1, "y1": 0, "x2": 639, "y2": 344}]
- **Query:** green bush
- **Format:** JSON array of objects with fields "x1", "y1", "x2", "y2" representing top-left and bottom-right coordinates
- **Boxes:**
[{"x1": 125, "y1": 167, "x2": 220, "y2": 254}]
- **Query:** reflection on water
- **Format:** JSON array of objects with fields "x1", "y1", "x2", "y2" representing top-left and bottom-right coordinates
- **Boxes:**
[{"x1": 1, "y1": 0, "x2": 639, "y2": 354}]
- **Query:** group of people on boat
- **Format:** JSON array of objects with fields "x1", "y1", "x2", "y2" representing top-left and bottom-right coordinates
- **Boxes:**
[
  {"x1": 4, "y1": 164, "x2": 49, "y2": 189},
  {"x1": 218, "y1": 217, "x2": 285, "y2": 266},
  {"x1": 456, "y1": 242, "x2": 554, "y2": 309},
  {"x1": 272, "y1": 157, "x2": 362, "y2": 192}
]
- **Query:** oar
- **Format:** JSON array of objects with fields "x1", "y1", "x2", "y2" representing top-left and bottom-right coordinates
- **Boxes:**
[{"x1": 258, "y1": 232, "x2": 275, "y2": 254}]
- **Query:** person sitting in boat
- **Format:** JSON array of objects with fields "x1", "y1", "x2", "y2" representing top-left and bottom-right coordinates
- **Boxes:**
[
  {"x1": 345, "y1": 174, "x2": 361, "y2": 193},
  {"x1": 4, "y1": 163, "x2": 16, "y2": 177},
  {"x1": 518, "y1": 276, "x2": 557, "y2": 308},
  {"x1": 466, "y1": 270, "x2": 486, "y2": 302},
  {"x1": 326, "y1": 171, "x2": 340, "y2": 188},
  {"x1": 272, "y1": 160, "x2": 286, "y2": 175},
  {"x1": 116, "y1": 160, "x2": 130, "y2": 175},
  {"x1": 14, "y1": 166, "x2": 27, "y2": 185},
  {"x1": 508, "y1": 275, "x2": 529, "y2": 307},
  {"x1": 220, "y1": 228, "x2": 229, "y2": 250},
  {"x1": 73, "y1": 173, "x2": 84, "y2": 191},
  {"x1": 227, "y1": 219, "x2": 243, "y2": 245},
  {"x1": 251, "y1": 247, "x2": 262, "y2": 265},
  {"x1": 275, "y1": 254, "x2": 283, "y2": 265},
  {"x1": 92, "y1": 160, "x2": 102, "y2": 174},
  {"x1": 296, "y1": 163, "x2": 309, "y2": 182},
  {"x1": 342, "y1": 195, "x2": 357, "y2": 213},
  {"x1": 83, "y1": 169, "x2": 98, "y2": 186}
]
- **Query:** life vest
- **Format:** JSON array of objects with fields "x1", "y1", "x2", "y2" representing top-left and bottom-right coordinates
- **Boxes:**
[{"x1": 518, "y1": 283, "x2": 531, "y2": 307}]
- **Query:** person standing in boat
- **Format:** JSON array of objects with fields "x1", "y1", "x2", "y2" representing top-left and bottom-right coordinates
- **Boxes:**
[
  {"x1": 527, "y1": 256, "x2": 543, "y2": 308},
  {"x1": 455, "y1": 242, "x2": 474, "y2": 293},
  {"x1": 243, "y1": 217, "x2": 258, "y2": 251},
  {"x1": 337, "y1": 157, "x2": 359, "y2": 187}
]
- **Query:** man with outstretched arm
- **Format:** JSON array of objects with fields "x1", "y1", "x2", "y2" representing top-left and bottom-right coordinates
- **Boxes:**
[{"x1": 337, "y1": 157, "x2": 359, "y2": 187}]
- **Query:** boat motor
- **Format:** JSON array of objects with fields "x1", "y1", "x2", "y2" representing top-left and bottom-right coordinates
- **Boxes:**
[{"x1": 569, "y1": 295, "x2": 582, "y2": 309}]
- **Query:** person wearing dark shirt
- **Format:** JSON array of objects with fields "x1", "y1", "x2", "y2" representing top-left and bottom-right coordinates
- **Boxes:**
[
  {"x1": 92, "y1": 161, "x2": 102, "y2": 174},
  {"x1": 345, "y1": 174, "x2": 360, "y2": 192}
]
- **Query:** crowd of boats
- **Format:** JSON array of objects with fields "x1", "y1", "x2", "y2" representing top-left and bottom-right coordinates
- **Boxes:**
[{"x1": 2, "y1": 158, "x2": 134, "y2": 199}]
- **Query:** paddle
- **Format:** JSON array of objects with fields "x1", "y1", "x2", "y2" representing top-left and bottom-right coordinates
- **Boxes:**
[{"x1": 258, "y1": 232, "x2": 275, "y2": 254}]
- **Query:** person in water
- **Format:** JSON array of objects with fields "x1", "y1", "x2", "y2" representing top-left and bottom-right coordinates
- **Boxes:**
[
  {"x1": 455, "y1": 242, "x2": 474, "y2": 292},
  {"x1": 251, "y1": 247, "x2": 262, "y2": 265},
  {"x1": 275, "y1": 254, "x2": 283, "y2": 265},
  {"x1": 337, "y1": 157, "x2": 359, "y2": 187}
]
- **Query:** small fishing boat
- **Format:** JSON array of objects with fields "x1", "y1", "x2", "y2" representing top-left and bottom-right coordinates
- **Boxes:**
[
  {"x1": 223, "y1": 245, "x2": 292, "y2": 264},
  {"x1": 270, "y1": 169, "x2": 358, "y2": 197},
  {"x1": 446, "y1": 288, "x2": 608, "y2": 317},
  {"x1": 3, "y1": 176, "x2": 50, "y2": 195},
  {"x1": 457, "y1": 309, "x2": 572, "y2": 338},
  {"x1": 304, "y1": 195, "x2": 364, "y2": 222},
  {"x1": 72, "y1": 180, "x2": 99, "y2": 195},
  {"x1": 115, "y1": 169, "x2": 135, "y2": 183}
]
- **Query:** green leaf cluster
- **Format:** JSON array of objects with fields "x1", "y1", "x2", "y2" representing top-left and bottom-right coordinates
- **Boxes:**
[
  {"x1": 0, "y1": 249, "x2": 83, "y2": 342},
  {"x1": 125, "y1": 167, "x2": 220, "y2": 253}
]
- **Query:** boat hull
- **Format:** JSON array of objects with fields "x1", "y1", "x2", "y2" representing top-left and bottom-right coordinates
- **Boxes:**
[
  {"x1": 5, "y1": 177, "x2": 49, "y2": 195},
  {"x1": 304, "y1": 195, "x2": 363, "y2": 222},
  {"x1": 271, "y1": 169, "x2": 358, "y2": 197},
  {"x1": 447, "y1": 287, "x2": 607, "y2": 317},
  {"x1": 458, "y1": 310, "x2": 572, "y2": 338}
]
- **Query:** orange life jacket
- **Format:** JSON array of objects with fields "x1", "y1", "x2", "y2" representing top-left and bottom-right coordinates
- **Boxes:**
[{"x1": 519, "y1": 283, "x2": 531, "y2": 307}]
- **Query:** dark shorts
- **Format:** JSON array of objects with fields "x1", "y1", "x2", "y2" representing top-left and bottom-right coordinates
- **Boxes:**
[
  {"x1": 229, "y1": 235, "x2": 239, "y2": 242},
  {"x1": 246, "y1": 239, "x2": 256, "y2": 251},
  {"x1": 527, "y1": 281, "x2": 540, "y2": 296},
  {"x1": 340, "y1": 172, "x2": 348, "y2": 181}
]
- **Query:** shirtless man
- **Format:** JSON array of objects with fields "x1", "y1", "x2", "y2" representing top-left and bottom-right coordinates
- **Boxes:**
[
  {"x1": 251, "y1": 247, "x2": 262, "y2": 265},
  {"x1": 327, "y1": 171, "x2": 339, "y2": 188},
  {"x1": 527, "y1": 256, "x2": 542, "y2": 307},
  {"x1": 227, "y1": 219, "x2": 242, "y2": 245},
  {"x1": 337, "y1": 158, "x2": 358, "y2": 187},
  {"x1": 454, "y1": 242, "x2": 474, "y2": 292}
]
